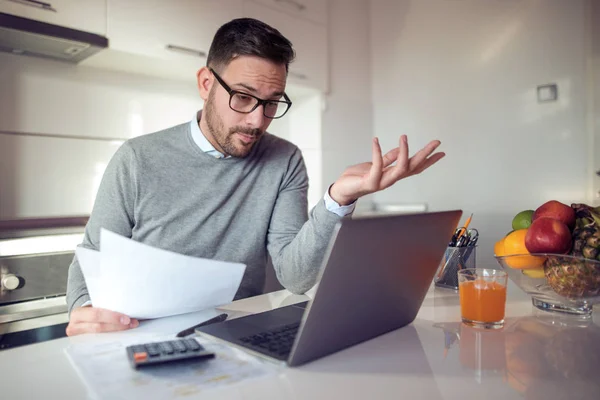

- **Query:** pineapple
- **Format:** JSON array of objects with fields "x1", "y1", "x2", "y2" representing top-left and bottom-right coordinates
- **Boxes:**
[
  {"x1": 570, "y1": 203, "x2": 600, "y2": 259},
  {"x1": 543, "y1": 203, "x2": 600, "y2": 298}
]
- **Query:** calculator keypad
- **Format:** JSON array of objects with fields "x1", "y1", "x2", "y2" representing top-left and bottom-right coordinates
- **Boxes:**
[
  {"x1": 171, "y1": 340, "x2": 188, "y2": 353},
  {"x1": 183, "y1": 338, "x2": 201, "y2": 351},
  {"x1": 158, "y1": 341, "x2": 174, "y2": 354}
]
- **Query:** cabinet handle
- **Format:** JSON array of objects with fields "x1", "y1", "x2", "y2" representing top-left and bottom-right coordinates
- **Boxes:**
[
  {"x1": 274, "y1": 0, "x2": 306, "y2": 11},
  {"x1": 165, "y1": 44, "x2": 206, "y2": 58},
  {"x1": 7, "y1": 0, "x2": 57, "y2": 12},
  {"x1": 289, "y1": 71, "x2": 308, "y2": 80}
]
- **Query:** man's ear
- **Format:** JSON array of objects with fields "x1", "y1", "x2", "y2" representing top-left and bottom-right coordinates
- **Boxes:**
[{"x1": 196, "y1": 66, "x2": 212, "y2": 101}]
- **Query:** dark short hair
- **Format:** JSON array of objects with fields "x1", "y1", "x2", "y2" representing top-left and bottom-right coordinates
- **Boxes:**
[{"x1": 207, "y1": 18, "x2": 295, "y2": 72}]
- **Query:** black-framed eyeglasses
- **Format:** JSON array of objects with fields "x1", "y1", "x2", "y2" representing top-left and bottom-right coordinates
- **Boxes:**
[{"x1": 209, "y1": 68, "x2": 292, "y2": 119}]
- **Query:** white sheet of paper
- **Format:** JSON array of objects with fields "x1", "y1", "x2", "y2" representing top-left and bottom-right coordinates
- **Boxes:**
[
  {"x1": 75, "y1": 246, "x2": 103, "y2": 305},
  {"x1": 77, "y1": 229, "x2": 246, "y2": 319}
]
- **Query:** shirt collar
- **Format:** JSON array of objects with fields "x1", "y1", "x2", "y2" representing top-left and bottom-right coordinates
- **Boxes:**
[{"x1": 190, "y1": 110, "x2": 228, "y2": 159}]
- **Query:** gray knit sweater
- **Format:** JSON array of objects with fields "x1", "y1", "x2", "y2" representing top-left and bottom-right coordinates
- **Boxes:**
[{"x1": 66, "y1": 121, "x2": 342, "y2": 313}]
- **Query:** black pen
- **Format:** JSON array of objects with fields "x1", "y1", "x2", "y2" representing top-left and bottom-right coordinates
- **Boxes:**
[{"x1": 175, "y1": 313, "x2": 228, "y2": 338}]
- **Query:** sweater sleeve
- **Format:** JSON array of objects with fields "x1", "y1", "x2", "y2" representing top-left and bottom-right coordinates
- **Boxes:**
[
  {"x1": 267, "y1": 149, "x2": 343, "y2": 294},
  {"x1": 66, "y1": 142, "x2": 138, "y2": 315}
]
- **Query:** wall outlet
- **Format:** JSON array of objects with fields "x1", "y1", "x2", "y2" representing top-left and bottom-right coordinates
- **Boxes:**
[{"x1": 537, "y1": 84, "x2": 558, "y2": 102}]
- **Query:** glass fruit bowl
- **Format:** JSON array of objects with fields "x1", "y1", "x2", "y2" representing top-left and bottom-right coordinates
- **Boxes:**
[{"x1": 495, "y1": 254, "x2": 600, "y2": 318}]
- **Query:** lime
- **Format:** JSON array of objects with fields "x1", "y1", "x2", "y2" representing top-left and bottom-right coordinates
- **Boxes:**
[{"x1": 512, "y1": 210, "x2": 534, "y2": 230}]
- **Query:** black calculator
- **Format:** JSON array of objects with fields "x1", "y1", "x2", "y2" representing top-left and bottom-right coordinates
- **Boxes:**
[{"x1": 125, "y1": 338, "x2": 215, "y2": 369}]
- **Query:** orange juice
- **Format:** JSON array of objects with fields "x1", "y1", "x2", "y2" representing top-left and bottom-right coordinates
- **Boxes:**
[{"x1": 459, "y1": 278, "x2": 507, "y2": 323}]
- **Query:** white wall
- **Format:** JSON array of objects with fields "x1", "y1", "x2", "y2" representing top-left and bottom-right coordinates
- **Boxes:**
[
  {"x1": 370, "y1": 0, "x2": 591, "y2": 267},
  {"x1": 268, "y1": 90, "x2": 324, "y2": 209},
  {"x1": 321, "y1": 0, "x2": 374, "y2": 212},
  {"x1": 592, "y1": 0, "x2": 600, "y2": 201}
]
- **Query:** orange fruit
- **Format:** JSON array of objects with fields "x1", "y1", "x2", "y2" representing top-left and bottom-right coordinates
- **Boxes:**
[
  {"x1": 504, "y1": 229, "x2": 528, "y2": 254},
  {"x1": 503, "y1": 229, "x2": 545, "y2": 269},
  {"x1": 494, "y1": 238, "x2": 506, "y2": 257}
]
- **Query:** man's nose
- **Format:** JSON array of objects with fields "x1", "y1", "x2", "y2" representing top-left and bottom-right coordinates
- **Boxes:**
[{"x1": 245, "y1": 105, "x2": 266, "y2": 128}]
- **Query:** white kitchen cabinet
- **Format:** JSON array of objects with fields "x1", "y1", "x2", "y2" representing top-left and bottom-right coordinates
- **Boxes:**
[
  {"x1": 244, "y1": 1, "x2": 328, "y2": 92},
  {"x1": 0, "y1": 132, "x2": 120, "y2": 219},
  {"x1": 250, "y1": 0, "x2": 327, "y2": 25},
  {"x1": 107, "y1": 0, "x2": 243, "y2": 68},
  {"x1": 0, "y1": 0, "x2": 107, "y2": 36}
]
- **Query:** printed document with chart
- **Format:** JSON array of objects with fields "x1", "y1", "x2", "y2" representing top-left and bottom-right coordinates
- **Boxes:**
[{"x1": 76, "y1": 229, "x2": 246, "y2": 319}]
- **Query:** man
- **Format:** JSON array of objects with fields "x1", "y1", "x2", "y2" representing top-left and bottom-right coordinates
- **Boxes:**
[{"x1": 66, "y1": 18, "x2": 444, "y2": 336}]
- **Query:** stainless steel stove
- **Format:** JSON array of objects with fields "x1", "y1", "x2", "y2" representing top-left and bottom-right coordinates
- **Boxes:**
[{"x1": 0, "y1": 217, "x2": 87, "y2": 350}]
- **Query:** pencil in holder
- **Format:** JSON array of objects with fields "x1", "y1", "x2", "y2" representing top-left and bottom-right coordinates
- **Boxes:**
[{"x1": 434, "y1": 245, "x2": 477, "y2": 290}]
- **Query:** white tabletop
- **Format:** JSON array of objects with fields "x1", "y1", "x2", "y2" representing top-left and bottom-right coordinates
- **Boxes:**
[{"x1": 2, "y1": 284, "x2": 599, "y2": 400}]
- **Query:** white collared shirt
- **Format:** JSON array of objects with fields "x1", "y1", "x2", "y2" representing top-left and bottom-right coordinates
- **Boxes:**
[{"x1": 189, "y1": 115, "x2": 229, "y2": 159}]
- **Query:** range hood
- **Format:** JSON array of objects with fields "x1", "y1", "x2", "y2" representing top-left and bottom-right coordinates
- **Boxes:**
[{"x1": 0, "y1": 12, "x2": 108, "y2": 63}]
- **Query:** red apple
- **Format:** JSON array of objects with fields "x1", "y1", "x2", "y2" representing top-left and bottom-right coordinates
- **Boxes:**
[
  {"x1": 525, "y1": 218, "x2": 572, "y2": 254},
  {"x1": 532, "y1": 200, "x2": 575, "y2": 229}
]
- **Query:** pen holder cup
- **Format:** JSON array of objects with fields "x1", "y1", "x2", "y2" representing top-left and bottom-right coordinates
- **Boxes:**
[{"x1": 434, "y1": 245, "x2": 477, "y2": 290}]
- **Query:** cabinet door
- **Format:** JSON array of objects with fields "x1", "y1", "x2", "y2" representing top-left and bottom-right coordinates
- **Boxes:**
[
  {"x1": 244, "y1": 1, "x2": 328, "y2": 92},
  {"x1": 251, "y1": 0, "x2": 327, "y2": 25},
  {"x1": 0, "y1": 132, "x2": 120, "y2": 219},
  {"x1": 0, "y1": 0, "x2": 107, "y2": 36},
  {"x1": 108, "y1": 0, "x2": 243, "y2": 66}
]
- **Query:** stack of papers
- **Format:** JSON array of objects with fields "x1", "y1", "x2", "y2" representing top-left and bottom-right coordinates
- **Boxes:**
[
  {"x1": 76, "y1": 229, "x2": 246, "y2": 319},
  {"x1": 65, "y1": 334, "x2": 279, "y2": 399}
]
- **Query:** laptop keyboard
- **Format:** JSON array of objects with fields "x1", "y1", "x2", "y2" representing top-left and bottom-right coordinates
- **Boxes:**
[{"x1": 238, "y1": 322, "x2": 300, "y2": 358}]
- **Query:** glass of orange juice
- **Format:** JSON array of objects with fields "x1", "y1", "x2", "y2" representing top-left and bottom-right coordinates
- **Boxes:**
[{"x1": 458, "y1": 268, "x2": 508, "y2": 329}]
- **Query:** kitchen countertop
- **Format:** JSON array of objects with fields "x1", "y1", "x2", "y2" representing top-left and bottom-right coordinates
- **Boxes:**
[{"x1": 1, "y1": 283, "x2": 599, "y2": 400}]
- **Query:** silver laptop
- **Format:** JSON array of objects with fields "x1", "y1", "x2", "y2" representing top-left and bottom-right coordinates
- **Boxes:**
[{"x1": 196, "y1": 210, "x2": 462, "y2": 367}]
